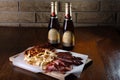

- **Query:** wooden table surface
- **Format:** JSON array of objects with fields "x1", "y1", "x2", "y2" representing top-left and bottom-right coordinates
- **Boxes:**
[{"x1": 0, "y1": 27, "x2": 120, "y2": 80}]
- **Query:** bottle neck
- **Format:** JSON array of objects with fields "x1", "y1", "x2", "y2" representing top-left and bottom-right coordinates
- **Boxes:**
[
  {"x1": 65, "y1": 2, "x2": 72, "y2": 20},
  {"x1": 51, "y1": 1, "x2": 58, "y2": 18}
]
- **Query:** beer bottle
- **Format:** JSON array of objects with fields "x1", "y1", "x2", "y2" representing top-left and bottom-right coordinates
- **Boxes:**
[
  {"x1": 48, "y1": 1, "x2": 60, "y2": 47},
  {"x1": 62, "y1": 2, "x2": 75, "y2": 50}
]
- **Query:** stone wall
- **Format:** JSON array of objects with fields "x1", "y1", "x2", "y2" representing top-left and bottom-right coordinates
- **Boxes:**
[{"x1": 0, "y1": 0, "x2": 120, "y2": 27}]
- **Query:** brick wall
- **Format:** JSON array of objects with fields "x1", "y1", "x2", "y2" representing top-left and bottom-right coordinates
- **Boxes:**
[{"x1": 0, "y1": 0, "x2": 120, "y2": 27}]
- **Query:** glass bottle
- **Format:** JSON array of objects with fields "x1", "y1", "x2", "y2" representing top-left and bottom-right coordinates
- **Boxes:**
[
  {"x1": 48, "y1": 1, "x2": 60, "y2": 47},
  {"x1": 62, "y1": 2, "x2": 75, "y2": 50}
]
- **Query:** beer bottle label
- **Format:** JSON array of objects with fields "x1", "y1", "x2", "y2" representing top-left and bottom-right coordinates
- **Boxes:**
[
  {"x1": 62, "y1": 31, "x2": 75, "y2": 47},
  {"x1": 48, "y1": 28, "x2": 60, "y2": 44}
]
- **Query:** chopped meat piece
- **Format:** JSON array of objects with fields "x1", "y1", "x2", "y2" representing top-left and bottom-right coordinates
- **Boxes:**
[
  {"x1": 45, "y1": 52, "x2": 83, "y2": 73},
  {"x1": 45, "y1": 59, "x2": 72, "y2": 74},
  {"x1": 56, "y1": 52, "x2": 83, "y2": 65},
  {"x1": 56, "y1": 52, "x2": 72, "y2": 59}
]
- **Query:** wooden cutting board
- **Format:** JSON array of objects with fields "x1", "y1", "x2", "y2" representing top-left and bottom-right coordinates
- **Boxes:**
[{"x1": 9, "y1": 49, "x2": 92, "y2": 80}]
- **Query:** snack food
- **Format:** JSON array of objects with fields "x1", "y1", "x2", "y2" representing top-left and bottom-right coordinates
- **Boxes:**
[
  {"x1": 45, "y1": 52, "x2": 83, "y2": 73},
  {"x1": 24, "y1": 45, "x2": 57, "y2": 69},
  {"x1": 24, "y1": 45, "x2": 83, "y2": 74}
]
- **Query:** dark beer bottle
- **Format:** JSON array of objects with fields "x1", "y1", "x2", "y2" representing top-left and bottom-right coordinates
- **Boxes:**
[
  {"x1": 62, "y1": 2, "x2": 75, "y2": 50},
  {"x1": 48, "y1": 1, "x2": 60, "y2": 47}
]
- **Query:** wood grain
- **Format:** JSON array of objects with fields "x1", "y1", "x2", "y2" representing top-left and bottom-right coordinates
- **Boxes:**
[{"x1": 0, "y1": 27, "x2": 120, "y2": 80}]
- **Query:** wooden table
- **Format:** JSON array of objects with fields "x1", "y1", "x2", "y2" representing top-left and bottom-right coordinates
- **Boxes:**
[{"x1": 0, "y1": 27, "x2": 120, "y2": 80}]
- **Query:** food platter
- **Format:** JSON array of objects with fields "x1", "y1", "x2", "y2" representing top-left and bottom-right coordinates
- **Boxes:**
[{"x1": 9, "y1": 47, "x2": 89, "y2": 80}]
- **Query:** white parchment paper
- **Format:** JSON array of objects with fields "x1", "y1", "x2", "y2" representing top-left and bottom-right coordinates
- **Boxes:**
[{"x1": 12, "y1": 49, "x2": 88, "y2": 79}]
